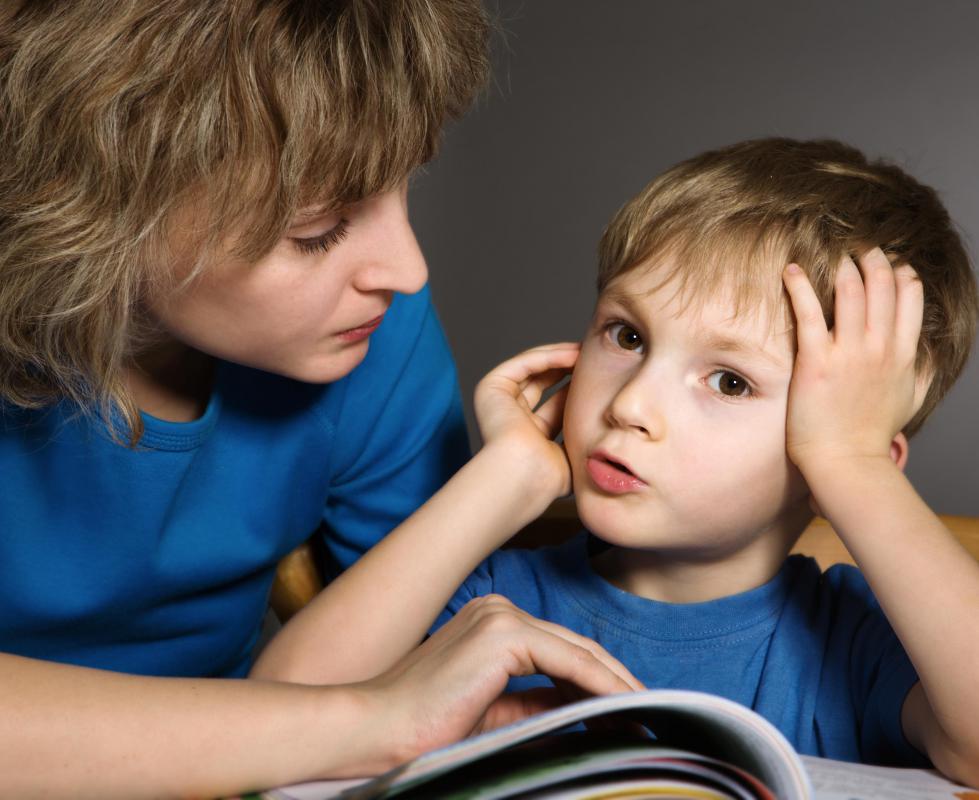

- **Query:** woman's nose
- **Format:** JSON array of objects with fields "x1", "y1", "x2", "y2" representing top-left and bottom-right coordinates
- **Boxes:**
[{"x1": 353, "y1": 188, "x2": 428, "y2": 295}]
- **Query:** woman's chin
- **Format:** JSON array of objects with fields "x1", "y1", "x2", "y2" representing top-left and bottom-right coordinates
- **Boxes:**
[{"x1": 247, "y1": 339, "x2": 371, "y2": 384}]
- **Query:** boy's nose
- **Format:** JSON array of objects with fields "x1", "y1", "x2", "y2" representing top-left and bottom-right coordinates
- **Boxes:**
[
  {"x1": 353, "y1": 188, "x2": 429, "y2": 295},
  {"x1": 605, "y1": 374, "x2": 665, "y2": 440}
]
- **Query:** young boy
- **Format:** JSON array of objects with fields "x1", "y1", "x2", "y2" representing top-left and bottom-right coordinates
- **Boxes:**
[{"x1": 260, "y1": 138, "x2": 979, "y2": 785}]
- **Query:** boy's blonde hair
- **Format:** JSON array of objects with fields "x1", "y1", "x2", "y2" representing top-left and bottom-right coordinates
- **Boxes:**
[
  {"x1": 598, "y1": 138, "x2": 977, "y2": 436},
  {"x1": 0, "y1": 0, "x2": 489, "y2": 440}
]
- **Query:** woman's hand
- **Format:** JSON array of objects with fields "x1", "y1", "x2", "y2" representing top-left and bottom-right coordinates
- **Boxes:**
[
  {"x1": 473, "y1": 343, "x2": 580, "y2": 500},
  {"x1": 359, "y1": 594, "x2": 643, "y2": 771}
]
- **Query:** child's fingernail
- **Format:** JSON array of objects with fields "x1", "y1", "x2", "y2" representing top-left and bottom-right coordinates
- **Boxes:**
[{"x1": 786, "y1": 263, "x2": 801, "y2": 274}]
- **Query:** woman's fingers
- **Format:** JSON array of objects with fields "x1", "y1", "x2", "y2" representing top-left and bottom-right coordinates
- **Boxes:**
[
  {"x1": 376, "y1": 597, "x2": 646, "y2": 754},
  {"x1": 515, "y1": 612, "x2": 645, "y2": 693},
  {"x1": 457, "y1": 595, "x2": 643, "y2": 695}
]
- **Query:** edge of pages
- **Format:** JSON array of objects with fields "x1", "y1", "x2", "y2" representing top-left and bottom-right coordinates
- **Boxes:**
[{"x1": 329, "y1": 689, "x2": 812, "y2": 800}]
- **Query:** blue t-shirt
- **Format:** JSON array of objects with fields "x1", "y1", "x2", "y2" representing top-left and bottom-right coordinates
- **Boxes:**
[
  {"x1": 436, "y1": 532, "x2": 928, "y2": 768},
  {"x1": 1, "y1": 286, "x2": 469, "y2": 679}
]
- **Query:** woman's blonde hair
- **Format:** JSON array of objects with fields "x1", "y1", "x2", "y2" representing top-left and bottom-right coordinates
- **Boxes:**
[
  {"x1": 0, "y1": 0, "x2": 489, "y2": 441},
  {"x1": 598, "y1": 138, "x2": 977, "y2": 436}
]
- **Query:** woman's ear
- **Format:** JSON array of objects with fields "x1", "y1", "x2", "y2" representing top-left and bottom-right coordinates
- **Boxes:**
[{"x1": 890, "y1": 431, "x2": 909, "y2": 472}]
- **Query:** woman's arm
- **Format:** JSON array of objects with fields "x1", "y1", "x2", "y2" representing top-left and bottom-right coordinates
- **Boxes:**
[
  {"x1": 0, "y1": 650, "x2": 377, "y2": 798},
  {"x1": 2, "y1": 594, "x2": 639, "y2": 798}
]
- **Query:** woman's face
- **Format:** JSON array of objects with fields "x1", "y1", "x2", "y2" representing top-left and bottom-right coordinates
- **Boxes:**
[{"x1": 146, "y1": 182, "x2": 427, "y2": 384}]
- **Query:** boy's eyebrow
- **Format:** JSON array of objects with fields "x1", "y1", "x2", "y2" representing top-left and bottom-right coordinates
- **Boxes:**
[{"x1": 696, "y1": 331, "x2": 788, "y2": 369}]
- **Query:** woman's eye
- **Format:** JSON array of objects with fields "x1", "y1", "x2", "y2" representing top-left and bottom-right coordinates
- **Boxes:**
[
  {"x1": 706, "y1": 370, "x2": 752, "y2": 398},
  {"x1": 291, "y1": 219, "x2": 350, "y2": 255},
  {"x1": 608, "y1": 323, "x2": 644, "y2": 352}
]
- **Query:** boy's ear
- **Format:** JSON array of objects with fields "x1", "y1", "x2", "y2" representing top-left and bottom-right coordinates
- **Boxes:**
[{"x1": 890, "y1": 431, "x2": 909, "y2": 472}]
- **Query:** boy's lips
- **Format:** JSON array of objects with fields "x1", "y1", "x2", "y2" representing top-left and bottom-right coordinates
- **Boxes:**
[{"x1": 586, "y1": 450, "x2": 648, "y2": 494}]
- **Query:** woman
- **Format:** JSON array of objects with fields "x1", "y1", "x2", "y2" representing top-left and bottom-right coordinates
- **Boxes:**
[{"x1": 0, "y1": 1, "x2": 636, "y2": 795}]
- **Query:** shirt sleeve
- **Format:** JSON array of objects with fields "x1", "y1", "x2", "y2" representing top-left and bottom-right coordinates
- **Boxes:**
[
  {"x1": 428, "y1": 554, "x2": 502, "y2": 635},
  {"x1": 830, "y1": 567, "x2": 931, "y2": 767},
  {"x1": 318, "y1": 285, "x2": 471, "y2": 570}
]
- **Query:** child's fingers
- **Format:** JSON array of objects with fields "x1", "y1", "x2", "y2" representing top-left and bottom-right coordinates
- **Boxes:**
[
  {"x1": 519, "y1": 369, "x2": 572, "y2": 412},
  {"x1": 489, "y1": 343, "x2": 580, "y2": 390},
  {"x1": 533, "y1": 383, "x2": 569, "y2": 436},
  {"x1": 782, "y1": 264, "x2": 830, "y2": 353},
  {"x1": 893, "y1": 264, "x2": 924, "y2": 358},
  {"x1": 833, "y1": 255, "x2": 866, "y2": 343},
  {"x1": 856, "y1": 248, "x2": 896, "y2": 338}
]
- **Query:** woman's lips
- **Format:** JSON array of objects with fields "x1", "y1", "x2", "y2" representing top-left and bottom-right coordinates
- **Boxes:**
[
  {"x1": 586, "y1": 454, "x2": 648, "y2": 494},
  {"x1": 337, "y1": 314, "x2": 385, "y2": 342}
]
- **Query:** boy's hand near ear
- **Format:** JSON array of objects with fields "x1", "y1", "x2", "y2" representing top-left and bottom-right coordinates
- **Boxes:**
[
  {"x1": 782, "y1": 250, "x2": 979, "y2": 787},
  {"x1": 474, "y1": 342, "x2": 580, "y2": 501},
  {"x1": 254, "y1": 344, "x2": 595, "y2": 689}
]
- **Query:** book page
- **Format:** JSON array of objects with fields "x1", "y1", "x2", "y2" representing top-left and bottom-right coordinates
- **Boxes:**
[
  {"x1": 264, "y1": 780, "x2": 366, "y2": 800},
  {"x1": 262, "y1": 690, "x2": 810, "y2": 799},
  {"x1": 801, "y1": 756, "x2": 979, "y2": 800},
  {"x1": 383, "y1": 690, "x2": 808, "y2": 799}
]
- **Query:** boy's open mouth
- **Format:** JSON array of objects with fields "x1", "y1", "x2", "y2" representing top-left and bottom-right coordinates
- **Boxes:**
[
  {"x1": 599, "y1": 455, "x2": 636, "y2": 477},
  {"x1": 587, "y1": 451, "x2": 648, "y2": 493}
]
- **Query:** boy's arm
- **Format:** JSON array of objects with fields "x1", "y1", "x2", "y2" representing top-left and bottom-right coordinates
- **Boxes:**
[
  {"x1": 783, "y1": 251, "x2": 979, "y2": 786},
  {"x1": 253, "y1": 343, "x2": 582, "y2": 685}
]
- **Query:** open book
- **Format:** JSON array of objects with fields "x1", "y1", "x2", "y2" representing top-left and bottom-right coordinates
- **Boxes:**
[{"x1": 259, "y1": 689, "x2": 976, "y2": 800}]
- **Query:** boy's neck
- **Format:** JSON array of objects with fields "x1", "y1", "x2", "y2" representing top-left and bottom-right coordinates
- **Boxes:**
[
  {"x1": 590, "y1": 503, "x2": 814, "y2": 604},
  {"x1": 124, "y1": 338, "x2": 215, "y2": 423}
]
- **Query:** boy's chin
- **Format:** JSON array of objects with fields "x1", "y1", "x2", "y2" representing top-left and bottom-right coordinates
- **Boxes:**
[{"x1": 574, "y1": 495, "x2": 658, "y2": 549}]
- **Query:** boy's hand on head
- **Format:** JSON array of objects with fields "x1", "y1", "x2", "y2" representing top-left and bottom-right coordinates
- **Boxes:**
[
  {"x1": 474, "y1": 343, "x2": 580, "y2": 499},
  {"x1": 782, "y1": 249, "x2": 924, "y2": 476}
]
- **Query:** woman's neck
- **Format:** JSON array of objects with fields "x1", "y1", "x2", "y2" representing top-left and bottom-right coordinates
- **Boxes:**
[{"x1": 124, "y1": 339, "x2": 215, "y2": 423}]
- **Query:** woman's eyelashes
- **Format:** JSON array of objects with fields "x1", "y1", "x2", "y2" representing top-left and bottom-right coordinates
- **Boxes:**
[{"x1": 291, "y1": 218, "x2": 350, "y2": 255}]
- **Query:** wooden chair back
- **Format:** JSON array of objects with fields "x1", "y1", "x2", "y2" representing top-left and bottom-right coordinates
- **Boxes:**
[{"x1": 271, "y1": 499, "x2": 979, "y2": 622}]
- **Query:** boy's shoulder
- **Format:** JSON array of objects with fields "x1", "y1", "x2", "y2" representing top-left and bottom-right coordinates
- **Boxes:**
[
  {"x1": 480, "y1": 531, "x2": 593, "y2": 586},
  {"x1": 445, "y1": 532, "x2": 592, "y2": 620}
]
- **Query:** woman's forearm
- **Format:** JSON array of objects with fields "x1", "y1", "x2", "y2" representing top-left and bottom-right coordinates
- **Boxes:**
[{"x1": 0, "y1": 651, "x2": 392, "y2": 799}]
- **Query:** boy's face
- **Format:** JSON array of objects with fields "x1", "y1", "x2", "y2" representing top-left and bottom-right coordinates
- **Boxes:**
[{"x1": 563, "y1": 258, "x2": 811, "y2": 560}]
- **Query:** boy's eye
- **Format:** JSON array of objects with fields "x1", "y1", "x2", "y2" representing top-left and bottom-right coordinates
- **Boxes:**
[
  {"x1": 291, "y1": 219, "x2": 350, "y2": 255},
  {"x1": 706, "y1": 370, "x2": 752, "y2": 398},
  {"x1": 608, "y1": 322, "x2": 644, "y2": 352}
]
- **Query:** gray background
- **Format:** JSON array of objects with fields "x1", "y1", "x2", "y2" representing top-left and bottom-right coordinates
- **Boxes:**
[{"x1": 409, "y1": 0, "x2": 979, "y2": 515}]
